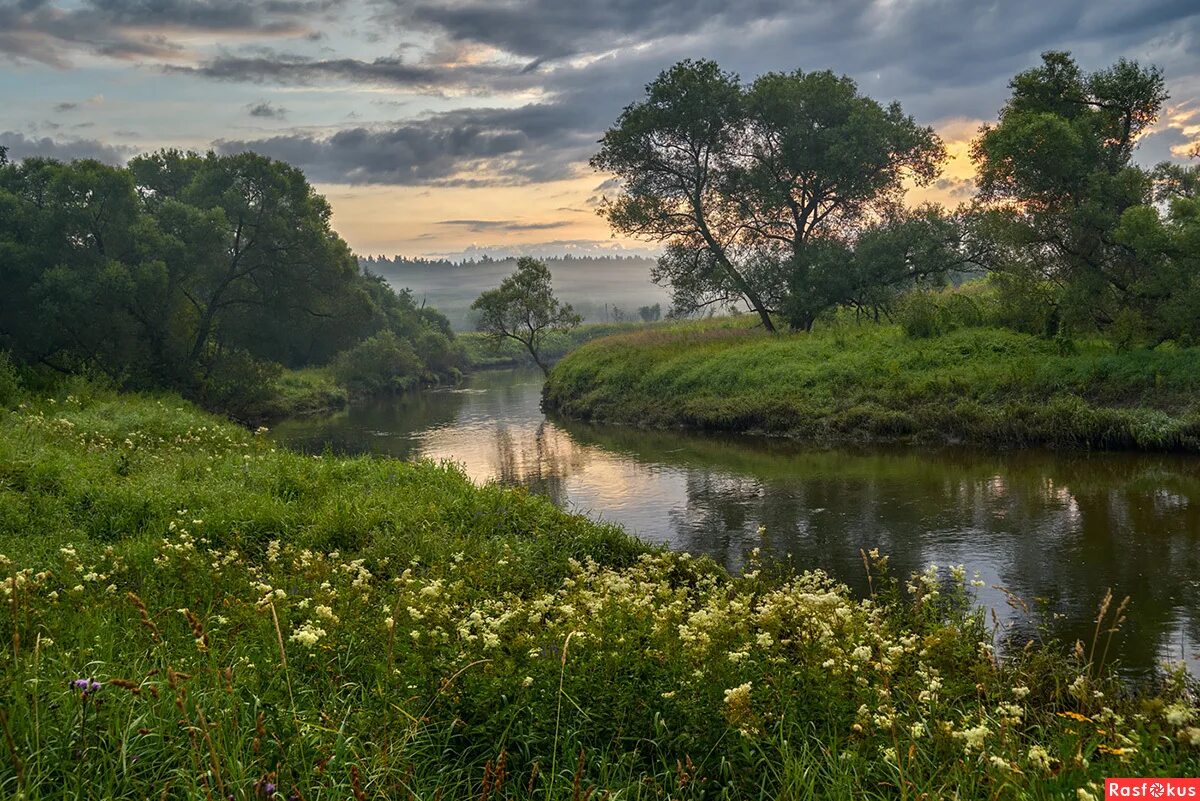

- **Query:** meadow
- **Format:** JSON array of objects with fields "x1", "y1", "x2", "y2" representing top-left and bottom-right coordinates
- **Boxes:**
[
  {"x1": 0, "y1": 376, "x2": 1198, "y2": 799},
  {"x1": 543, "y1": 318, "x2": 1200, "y2": 452}
]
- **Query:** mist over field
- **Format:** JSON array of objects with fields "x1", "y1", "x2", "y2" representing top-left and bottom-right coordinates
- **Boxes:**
[{"x1": 362, "y1": 255, "x2": 674, "y2": 330}]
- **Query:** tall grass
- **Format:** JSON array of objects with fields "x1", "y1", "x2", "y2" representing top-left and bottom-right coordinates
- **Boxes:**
[
  {"x1": 1, "y1": 386, "x2": 1198, "y2": 799},
  {"x1": 544, "y1": 319, "x2": 1200, "y2": 451}
]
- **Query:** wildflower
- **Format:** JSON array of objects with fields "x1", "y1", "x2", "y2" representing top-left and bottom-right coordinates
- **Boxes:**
[
  {"x1": 1164, "y1": 703, "x2": 1194, "y2": 726},
  {"x1": 522, "y1": 676, "x2": 534, "y2": 688},
  {"x1": 988, "y1": 755, "x2": 1010, "y2": 771},
  {"x1": 314, "y1": 605, "x2": 338, "y2": 623},
  {"x1": 1027, "y1": 745, "x2": 1052, "y2": 772},
  {"x1": 1078, "y1": 789, "x2": 1096, "y2": 801},
  {"x1": 383, "y1": 616, "x2": 395, "y2": 630},
  {"x1": 954, "y1": 723, "x2": 989, "y2": 754},
  {"x1": 1012, "y1": 685, "x2": 1031, "y2": 699},
  {"x1": 1178, "y1": 728, "x2": 1200, "y2": 747},
  {"x1": 289, "y1": 622, "x2": 326, "y2": 649},
  {"x1": 72, "y1": 678, "x2": 102, "y2": 696}
]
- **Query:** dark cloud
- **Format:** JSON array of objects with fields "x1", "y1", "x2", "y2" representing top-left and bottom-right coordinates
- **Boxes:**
[
  {"x1": 0, "y1": 131, "x2": 133, "y2": 164},
  {"x1": 10, "y1": 0, "x2": 1197, "y2": 189},
  {"x1": 170, "y1": 52, "x2": 535, "y2": 95},
  {"x1": 247, "y1": 100, "x2": 288, "y2": 118},
  {"x1": 223, "y1": 0, "x2": 1194, "y2": 185},
  {"x1": 216, "y1": 99, "x2": 603, "y2": 185},
  {"x1": 436, "y1": 219, "x2": 570, "y2": 232},
  {"x1": 0, "y1": 0, "x2": 343, "y2": 65},
  {"x1": 385, "y1": 0, "x2": 795, "y2": 61}
]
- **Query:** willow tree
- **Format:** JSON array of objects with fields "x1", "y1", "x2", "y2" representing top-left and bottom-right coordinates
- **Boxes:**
[{"x1": 592, "y1": 60, "x2": 945, "y2": 331}]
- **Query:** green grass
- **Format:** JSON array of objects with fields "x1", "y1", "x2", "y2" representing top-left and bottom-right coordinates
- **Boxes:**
[
  {"x1": 544, "y1": 318, "x2": 1200, "y2": 451},
  {"x1": 271, "y1": 368, "x2": 350, "y2": 418},
  {"x1": 1, "y1": 384, "x2": 1198, "y2": 799},
  {"x1": 461, "y1": 321, "x2": 662, "y2": 369}
]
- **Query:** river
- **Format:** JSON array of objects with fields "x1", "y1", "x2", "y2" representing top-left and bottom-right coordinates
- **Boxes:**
[{"x1": 271, "y1": 367, "x2": 1200, "y2": 675}]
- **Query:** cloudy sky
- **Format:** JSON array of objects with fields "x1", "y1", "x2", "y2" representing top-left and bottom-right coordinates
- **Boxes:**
[{"x1": 2, "y1": 0, "x2": 1199, "y2": 259}]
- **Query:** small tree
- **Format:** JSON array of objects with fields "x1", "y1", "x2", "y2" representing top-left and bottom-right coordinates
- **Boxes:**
[{"x1": 472, "y1": 258, "x2": 581, "y2": 375}]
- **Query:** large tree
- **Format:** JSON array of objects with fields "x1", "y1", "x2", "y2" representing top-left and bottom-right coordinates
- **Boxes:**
[
  {"x1": 593, "y1": 60, "x2": 945, "y2": 331},
  {"x1": 472, "y1": 258, "x2": 580, "y2": 375},
  {"x1": 0, "y1": 149, "x2": 464, "y2": 400},
  {"x1": 971, "y1": 51, "x2": 1170, "y2": 333}
]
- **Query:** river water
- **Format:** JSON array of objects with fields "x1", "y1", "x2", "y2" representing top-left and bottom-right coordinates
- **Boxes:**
[{"x1": 271, "y1": 367, "x2": 1200, "y2": 675}]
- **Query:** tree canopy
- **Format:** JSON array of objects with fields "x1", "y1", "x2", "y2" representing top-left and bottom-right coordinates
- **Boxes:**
[
  {"x1": 593, "y1": 60, "x2": 950, "y2": 331},
  {"x1": 970, "y1": 51, "x2": 1192, "y2": 340},
  {"x1": 0, "y1": 149, "x2": 462, "y2": 411},
  {"x1": 471, "y1": 258, "x2": 580, "y2": 375}
]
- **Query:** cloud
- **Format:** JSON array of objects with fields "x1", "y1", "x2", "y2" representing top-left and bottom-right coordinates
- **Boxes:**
[
  {"x1": 0, "y1": 0, "x2": 344, "y2": 66},
  {"x1": 169, "y1": 51, "x2": 538, "y2": 96},
  {"x1": 381, "y1": 0, "x2": 795, "y2": 61},
  {"x1": 0, "y1": 131, "x2": 133, "y2": 164},
  {"x1": 52, "y1": 94, "x2": 104, "y2": 113},
  {"x1": 436, "y1": 219, "x2": 571, "y2": 232},
  {"x1": 216, "y1": 97, "x2": 604, "y2": 185},
  {"x1": 247, "y1": 100, "x2": 287, "y2": 118}
]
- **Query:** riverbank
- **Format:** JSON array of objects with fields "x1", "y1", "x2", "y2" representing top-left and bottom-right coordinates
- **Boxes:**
[
  {"x1": 221, "y1": 321, "x2": 661, "y2": 425},
  {"x1": 460, "y1": 320, "x2": 660, "y2": 369},
  {"x1": 1, "y1": 385, "x2": 1198, "y2": 798},
  {"x1": 544, "y1": 319, "x2": 1200, "y2": 452}
]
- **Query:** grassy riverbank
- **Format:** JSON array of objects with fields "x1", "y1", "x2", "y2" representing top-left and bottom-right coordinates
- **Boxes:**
[
  {"x1": 1, "y1": 384, "x2": 1198, "y2": 799},
  {"x1": 544, "y1": 319, "x2": 1200, "y2": 451},
  {"x1": 461, "y1": 321, "x2": 660, "y2": 369}
]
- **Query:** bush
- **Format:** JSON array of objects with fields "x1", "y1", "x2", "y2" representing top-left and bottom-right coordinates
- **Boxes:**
[
  {"x1": 897, "y1": 292, "x2": 942, "y2": 338},
  {"x1": 331, "y1": 329, "x2": 424, "y2": 395},
  {"x1": 192, "y1": 348, "x2": 283, "y2": 423}
]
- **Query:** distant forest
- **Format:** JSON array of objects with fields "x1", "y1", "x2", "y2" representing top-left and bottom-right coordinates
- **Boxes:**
[{"x1": 361, "y1": 255, "x2": 672, "y2": 330}]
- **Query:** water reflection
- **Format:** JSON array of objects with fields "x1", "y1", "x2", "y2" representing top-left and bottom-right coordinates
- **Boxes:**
[{"x1": 271, "y1": 368, "x2": 1200, "y2": 675}]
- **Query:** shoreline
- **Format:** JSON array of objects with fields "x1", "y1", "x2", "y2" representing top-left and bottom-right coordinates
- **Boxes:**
[{"x1": 543, "y1": 321, "x2": 1200, "y2": 454}]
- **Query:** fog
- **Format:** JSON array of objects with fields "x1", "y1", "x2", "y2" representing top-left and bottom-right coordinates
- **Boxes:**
[{"x1": 362, "y1": 255, "x2": 674, "y2": 330}]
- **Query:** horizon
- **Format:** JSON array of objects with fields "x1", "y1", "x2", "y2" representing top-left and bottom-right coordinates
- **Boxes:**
[{"x1": 3, "y1": 1, "x2": 1199, "y2": 259}]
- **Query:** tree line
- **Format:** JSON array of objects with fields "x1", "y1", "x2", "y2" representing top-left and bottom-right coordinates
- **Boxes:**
[
  {"x1": 595, "y1": 52, "x2": 1200, "y2": 343},
  {"x1": 0, "y1": 148, "x2": 463, "y2": 415}
]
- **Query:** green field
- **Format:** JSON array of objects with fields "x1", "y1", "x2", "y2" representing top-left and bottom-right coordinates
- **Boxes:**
[
  {"x1": 543, "y1": 318, "x2": 1200, "y2": 451},
  {"x1": 0, "y1": 381, "x2": 1198, "y2": 798}
]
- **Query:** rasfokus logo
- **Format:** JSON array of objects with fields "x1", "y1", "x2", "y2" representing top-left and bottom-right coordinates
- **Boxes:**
[{"x1": 1106, "y1": 779, "x2": 1200, "y2": 799}]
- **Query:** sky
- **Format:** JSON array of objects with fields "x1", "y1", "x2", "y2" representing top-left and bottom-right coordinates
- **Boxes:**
[{"x1": 2, "y1": 0, "x2": 1199, "y2": 260}]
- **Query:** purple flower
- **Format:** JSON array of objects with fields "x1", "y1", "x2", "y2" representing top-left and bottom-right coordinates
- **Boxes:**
[{"x1": 71, "y1": 678, "x2": 102, "y2": 696}]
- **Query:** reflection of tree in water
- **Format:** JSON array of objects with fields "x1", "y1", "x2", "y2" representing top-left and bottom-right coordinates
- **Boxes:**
[
  {"x1": 660, "y1": 443, "x2": 1200, "y2": 674},
  {"x1": 492, "y1": 420, "x2": 588, "y2": 507}
]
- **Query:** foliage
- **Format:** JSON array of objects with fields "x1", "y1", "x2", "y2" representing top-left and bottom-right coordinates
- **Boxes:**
[
  {"x1": 331, "y1": 329, "x2": 426, "y2": 395},
  {"x1": 471, "y1": 258, "x2": 582, "y2": 375},
  {"x1": 0, "y1": 388, "x2": 1197, "y2": 799},
  {"x1": 0, "y1": 150, "x2": 462, "y2": 416},
  {"x1": 593, "y1": 60, "x2": 954, "y2": 331},
  {"x1": 970, "y1": 51, "x2": 1200, "y2": 343},
  {"x1": 544, "y1": 317, "x2": 1200, "y2": 451},
  {"x1": 637, "y1": 303, "x2": 662, "y2": 322}
]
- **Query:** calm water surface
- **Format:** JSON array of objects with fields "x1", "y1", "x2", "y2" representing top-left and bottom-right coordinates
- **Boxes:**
[{"x1": 272, "y1": 367, "x2": 1200, "y2": 675}]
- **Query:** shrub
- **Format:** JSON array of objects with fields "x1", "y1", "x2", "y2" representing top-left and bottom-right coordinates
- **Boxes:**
[
  {"x1": 192, "y1": 348, "x2": 283, "y2": 423},
  {"x1": 897, "y1": 292, "x2": 942, "y2": 338},
  {"x1": 331, "y1": 329, "x2": 424, "y2": 395}
]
